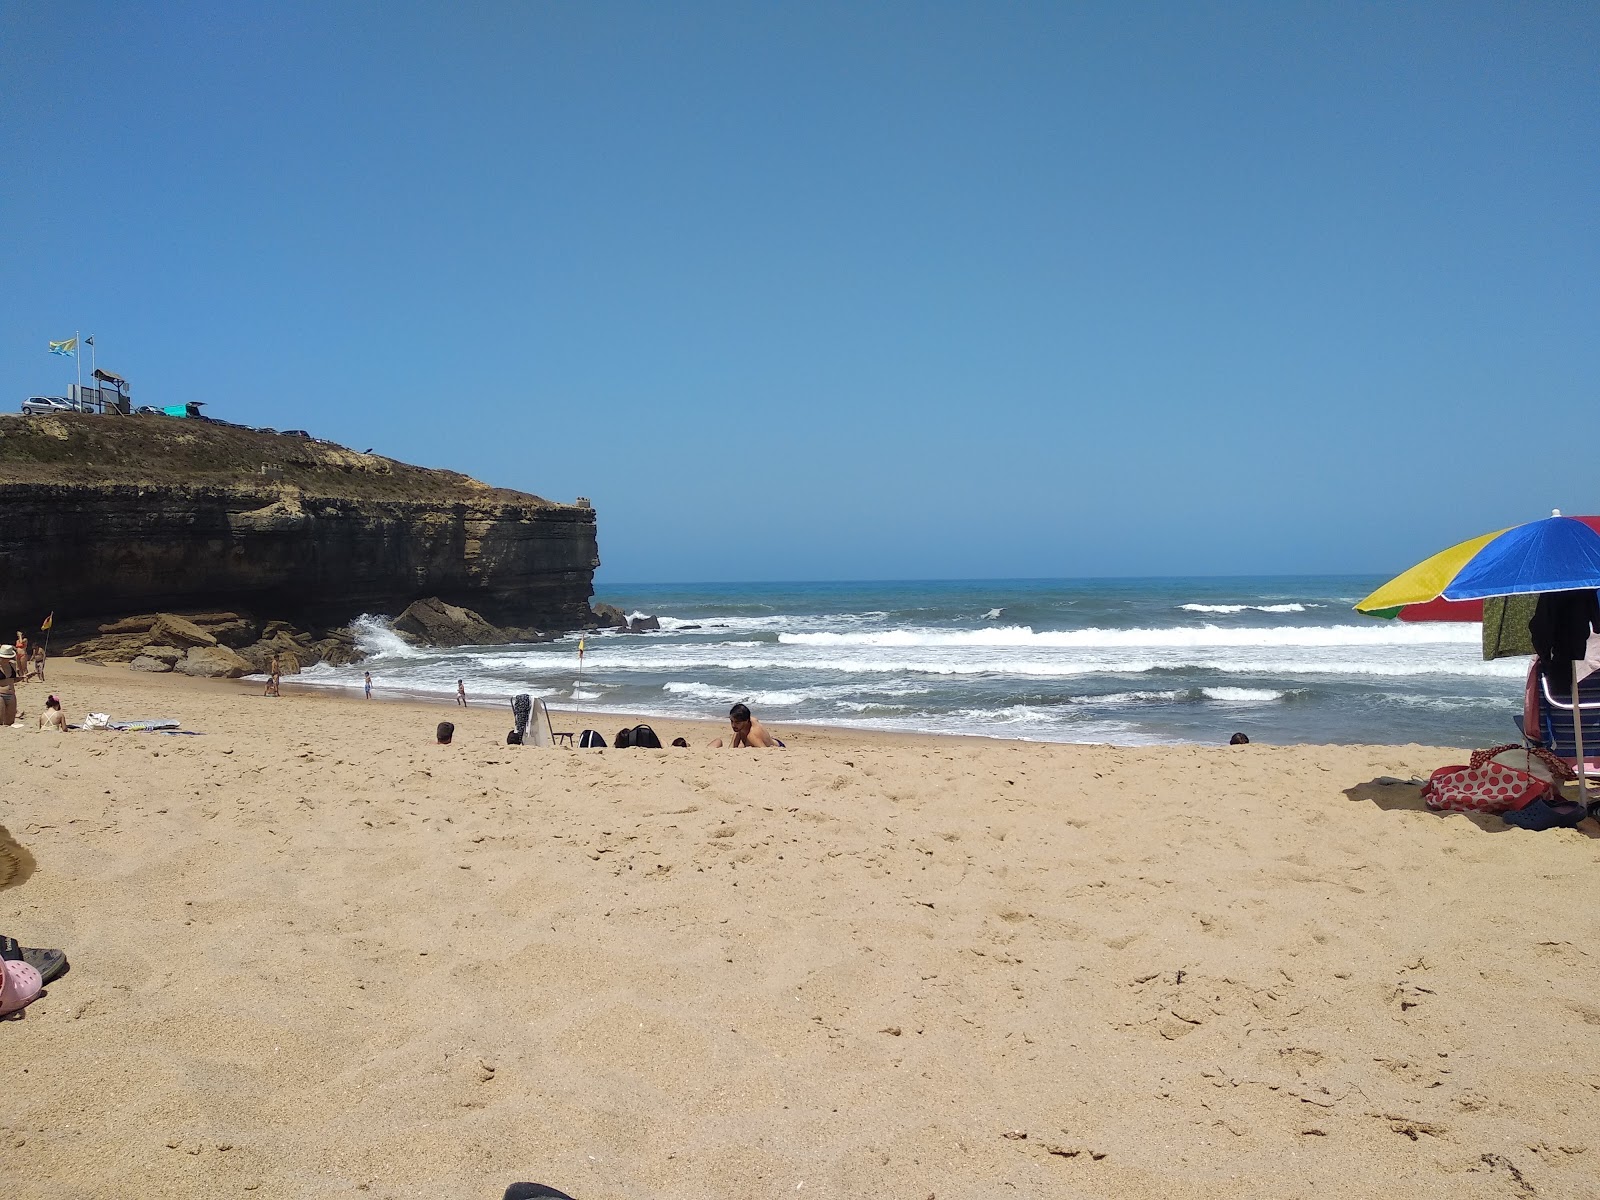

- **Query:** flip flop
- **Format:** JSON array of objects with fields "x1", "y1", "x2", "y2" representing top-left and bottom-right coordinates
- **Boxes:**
[
  {"x1": 21, "y1": 947, "x2": 67, "y2": 985},
  {"x1": 0, "y1": 958, "x2": 42, "y2": 1017},
  {"x1": 503, "y1": 1186, "x2": 577, "y2": 1200},
  {"x1": 0, "y1": 935, "x2": 21, "y2": 962}
]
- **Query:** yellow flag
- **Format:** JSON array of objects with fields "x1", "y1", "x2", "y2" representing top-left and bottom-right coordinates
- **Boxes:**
[{"x1": 40, "y1": 612, "x2": 53, "y2": 631}]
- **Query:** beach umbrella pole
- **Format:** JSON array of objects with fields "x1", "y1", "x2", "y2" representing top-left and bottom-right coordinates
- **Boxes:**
[{"x1": 1573, "y1": 665, "x2": 1591, "y2": 810}]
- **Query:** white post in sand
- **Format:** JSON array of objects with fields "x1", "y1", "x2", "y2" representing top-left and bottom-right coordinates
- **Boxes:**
[{"x1": 1573, "y1": 663, "x2": 1590, "y2": 809}]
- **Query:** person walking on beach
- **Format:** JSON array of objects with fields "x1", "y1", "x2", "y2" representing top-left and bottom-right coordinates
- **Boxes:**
[
  {"x1": 456, "y1": 679, "x2": 468, "y2": 707},
  {"x1": 14, "y1": 633, "x2": 28, "y2": 685},
  {"x1": 364, "y1": 671, "x2": 373, "y2": 699},
  {"x1": 29, "y1": 646, "x2": 44, "y2": 683},
  {"x1": 0, "y1": 646, "x2": 18, "y2": 726}
]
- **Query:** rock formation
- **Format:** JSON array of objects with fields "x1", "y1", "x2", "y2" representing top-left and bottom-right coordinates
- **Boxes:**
[
  {"x1": 391, "y1": 597, "x2": 554, "y2": 648},
  {"x1": 0, "y1": 415, "x2": 602, "y2": 645}
]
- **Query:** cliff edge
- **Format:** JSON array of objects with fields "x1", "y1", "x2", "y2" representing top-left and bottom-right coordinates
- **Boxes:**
[{"x1": 0, "y1": 414, "x2": 600, "y2": 637}]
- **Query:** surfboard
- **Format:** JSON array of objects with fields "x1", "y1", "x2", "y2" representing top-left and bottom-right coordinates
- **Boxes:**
[{"x1": 529, "y1": 698, "x2": 554, "y2": 748}]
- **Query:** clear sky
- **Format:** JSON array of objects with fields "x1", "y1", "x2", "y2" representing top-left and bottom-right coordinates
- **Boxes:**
[{"x1": 3, "y1": 3, "x2": 1595, "y2": 583}]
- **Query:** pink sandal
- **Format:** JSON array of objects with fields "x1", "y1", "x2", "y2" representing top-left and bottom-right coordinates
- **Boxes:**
[{"x1": 0, "y1": 958, "x2": 42, "y2": 1017}]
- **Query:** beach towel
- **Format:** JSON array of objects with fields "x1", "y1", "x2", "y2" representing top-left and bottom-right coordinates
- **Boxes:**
[{"x1": 1422, "y1": 745, "x2": 1551, "y2": 815}]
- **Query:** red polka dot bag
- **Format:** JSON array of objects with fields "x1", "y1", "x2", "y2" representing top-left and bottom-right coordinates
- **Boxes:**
[{"x1": 1421, "y1": 744, "x2": 1556, "y2": 815}]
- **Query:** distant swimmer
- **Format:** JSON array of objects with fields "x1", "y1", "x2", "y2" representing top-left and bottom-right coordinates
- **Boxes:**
[{"x1": 709, "y1": 702, "x2": 783, "y2": 749}]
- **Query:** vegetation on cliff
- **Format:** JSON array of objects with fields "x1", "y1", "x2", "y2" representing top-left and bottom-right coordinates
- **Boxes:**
[{"x1": 0, "y1": 412, "x2": 552, "y2": 506}]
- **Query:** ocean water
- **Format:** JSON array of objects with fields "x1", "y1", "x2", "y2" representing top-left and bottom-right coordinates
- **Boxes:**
[{"x1": 292, "y1": 577, "x2": 1529, "y2": 748}]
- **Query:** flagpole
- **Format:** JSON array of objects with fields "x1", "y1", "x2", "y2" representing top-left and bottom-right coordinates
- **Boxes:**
[
  {"x1": 89, "y1": 337, "x2": 96, "y2": 408},
  {"x1": 75, "y1": 330, "x2": 81, "y2": 398}
]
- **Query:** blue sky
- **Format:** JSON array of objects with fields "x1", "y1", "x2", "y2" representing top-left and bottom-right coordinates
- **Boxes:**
[{"x1": 3, "y1": 3, "x2": 1595, "y2": 583}]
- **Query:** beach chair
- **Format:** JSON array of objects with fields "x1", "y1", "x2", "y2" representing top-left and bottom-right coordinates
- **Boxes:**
[{"x1": 1515, "y1": 665, "x2": 1600, "y2": 775}]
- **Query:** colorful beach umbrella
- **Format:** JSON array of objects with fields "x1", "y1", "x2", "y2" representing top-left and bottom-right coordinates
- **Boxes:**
[{"x1": 1356, "y1": 515, "x2": 1600, "y2": 618}]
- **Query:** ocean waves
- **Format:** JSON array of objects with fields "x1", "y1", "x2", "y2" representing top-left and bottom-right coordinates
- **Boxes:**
[
  {"x1": 778, "y1": 622, "x2": 1477, "y2": 649},
  {"x1": 318, "y1": 577, "x2": 1528, "y2": 747}
]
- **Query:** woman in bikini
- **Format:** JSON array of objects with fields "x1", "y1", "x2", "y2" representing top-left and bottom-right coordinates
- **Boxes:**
[{"x1": 0, "y1": 645, "x2": 18, "y2": 727}]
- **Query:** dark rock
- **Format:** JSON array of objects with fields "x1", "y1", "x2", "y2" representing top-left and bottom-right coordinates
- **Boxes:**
[
  {"x1": 628, "y1": 614, "x2": 661, "y2": 633},
  {"x1": 185, "y1": 613, "x2": 260, "y2": 647},
  {"x1": 98, "y1": 615, "x2": 157, "y2": 635},
  {"x1": 393, "y1": 598, "x2": 503, "y2": 647},
  {"x1": 592, "y1": 603, "x2": 627, "y2": 629},
  {"x1": 176, "y1": 645, "x2": 254, "y2": 678},
  {"x1": 69, "y1": 634, "x2": 147, "y2": 662},
  {"x1": 150, "y1": 614, "x2": 218, "y2": 649}
]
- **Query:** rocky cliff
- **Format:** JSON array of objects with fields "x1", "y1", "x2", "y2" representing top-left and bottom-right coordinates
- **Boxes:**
[{"x1": 0, "y1": 414, "x2": 600, "y2": 639}]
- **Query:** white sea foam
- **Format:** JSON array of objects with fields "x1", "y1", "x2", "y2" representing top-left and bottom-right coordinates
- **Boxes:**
[
  {"x1": 350, "y1": 614, "x2": 425, "y2": 659},
  {"x1": 779, "y1": 623, "x2": 1477, "y2": 649},
  {"x1": 1089, "y1": 687, "x2": 1286, "y2": 706},
  {"x1": 661, "y1": 681, "x2": 810, "y2": 706},
  {"x1": 1179, "y1": 603, "x2": 1316, "y2": 614},
  {"x1": 982, "y1": 608, "x2": 1005, "y2": 619}
]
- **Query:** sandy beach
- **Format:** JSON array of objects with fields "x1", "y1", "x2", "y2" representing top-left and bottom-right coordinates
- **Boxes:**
[{"x1": 4, "y1": 659, "x2": 1599, "y2": 1199}]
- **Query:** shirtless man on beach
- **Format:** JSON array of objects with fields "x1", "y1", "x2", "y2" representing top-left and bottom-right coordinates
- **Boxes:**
[{"x1": 709, "y1": 702, "x2": 782, "y2": 749}]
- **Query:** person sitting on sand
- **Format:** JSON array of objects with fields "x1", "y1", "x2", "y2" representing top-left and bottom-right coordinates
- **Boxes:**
[
  {"x1": 708, "y1": 702, "x2": 782, "y2": 749},
  {"x1": 263, "y1": 671, "x2": 281, "y2": 698},
  {"x1": 38, "y1": 695, "x2": 65, "y2": 733},
  {"x1": 437, "y1": 720, "x2": 455, "y2": 745},
  {"x1": 1229, "y1": 732, "x2": 1250, "y2": 745}
]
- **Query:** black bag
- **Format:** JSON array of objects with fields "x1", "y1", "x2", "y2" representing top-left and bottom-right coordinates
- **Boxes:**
[
  {"x1": 506, "y1": 730, "x2": 523, "y2": 745},
  {"x1": 630, "y1": 724, "x2": 662, "y2": 749},
  {"x1": 578, "y1": 729, "x2": 607, "y2": 748}
]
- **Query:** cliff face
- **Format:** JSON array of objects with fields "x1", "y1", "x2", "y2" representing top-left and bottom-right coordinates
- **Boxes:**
[{"x1": 0, "y1": 415, "x2": 599, "y2": 633}]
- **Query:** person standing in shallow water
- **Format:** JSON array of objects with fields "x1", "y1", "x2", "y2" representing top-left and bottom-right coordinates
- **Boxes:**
[{"x1": 364, "y1": 671, "x2": 373, "y2": 699}]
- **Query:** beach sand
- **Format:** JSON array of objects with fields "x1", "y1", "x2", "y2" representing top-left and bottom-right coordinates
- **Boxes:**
[{"x1": 4, "y1": 660, "x2": 1599, "y2": 1199}]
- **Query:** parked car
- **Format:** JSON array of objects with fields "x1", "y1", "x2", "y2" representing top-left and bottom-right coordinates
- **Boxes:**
[
  {"x1": 134, "y1": 405, "x2": 162, "y2": 416},
  {"x1": 21, "y1": 395, "x2": 79, "y2": 415}
]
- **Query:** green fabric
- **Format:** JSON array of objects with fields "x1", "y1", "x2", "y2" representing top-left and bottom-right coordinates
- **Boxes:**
[{"x1": 1482, "y1": 593, "x2": 1538, "y2": 660}]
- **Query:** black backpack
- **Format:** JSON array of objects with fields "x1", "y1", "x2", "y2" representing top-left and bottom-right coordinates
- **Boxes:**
[
  {"x1": 578, "y1": 729, "x2": 607, "y2": 749},
  {"x1": 630, "y1": 724, "x2": 662, "y2": 749}
]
